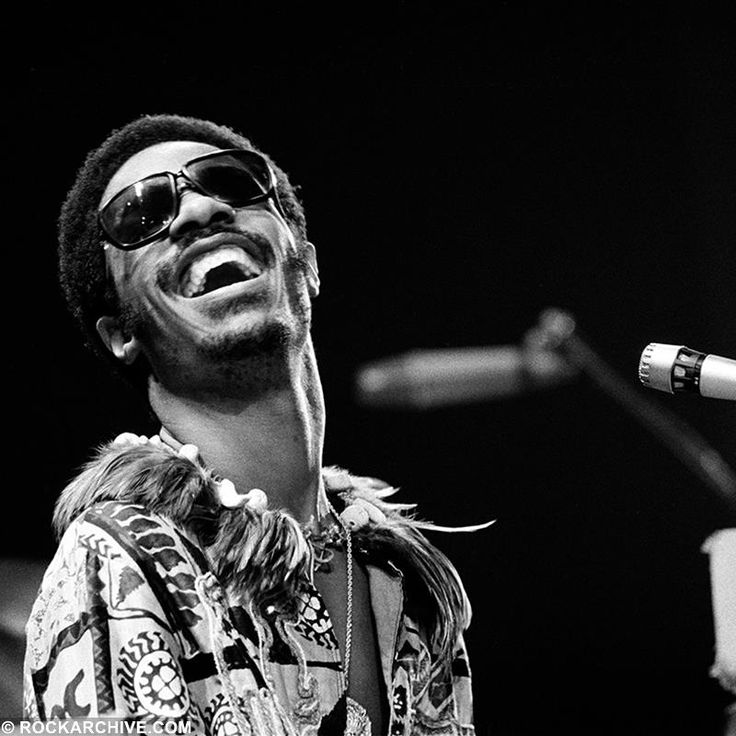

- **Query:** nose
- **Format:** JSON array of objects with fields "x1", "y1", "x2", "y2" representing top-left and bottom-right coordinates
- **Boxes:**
[{"x1": 168, "y1": 181, "x2": 235, "y2": 240}]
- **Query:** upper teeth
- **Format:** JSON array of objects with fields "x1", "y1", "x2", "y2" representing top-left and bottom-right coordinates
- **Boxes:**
[{"x1": 181, "y1": 246, "x2": 263, "y2": 297}]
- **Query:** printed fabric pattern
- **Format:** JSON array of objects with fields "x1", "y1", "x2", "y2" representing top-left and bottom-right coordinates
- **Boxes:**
[{"x1": 23, "y1": 499, "x2": 475, "y2": 734}]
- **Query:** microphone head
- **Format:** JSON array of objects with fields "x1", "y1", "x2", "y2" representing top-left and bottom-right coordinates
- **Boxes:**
[{"x1": 638, "y1": 342, "x2": 684, "y2": 394}]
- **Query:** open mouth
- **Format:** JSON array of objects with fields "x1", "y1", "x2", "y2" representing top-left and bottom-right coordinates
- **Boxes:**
[{"x1": 180, "y1": 246, "x2": 265, "y2": 298}]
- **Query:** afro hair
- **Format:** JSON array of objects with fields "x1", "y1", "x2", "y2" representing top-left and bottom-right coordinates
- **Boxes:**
[{"x1": 58, "y1": 113, "x2": 308, "y2": 387}]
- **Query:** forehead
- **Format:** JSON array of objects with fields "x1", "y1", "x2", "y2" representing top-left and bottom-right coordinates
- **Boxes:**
[{"x1": 101, "y1": 140, "x2": 222, "y2": 206}]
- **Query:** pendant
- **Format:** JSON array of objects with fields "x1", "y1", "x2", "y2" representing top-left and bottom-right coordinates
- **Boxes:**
[{"x1": 345, "y1": 696, "x2": 372, "y2": 735}]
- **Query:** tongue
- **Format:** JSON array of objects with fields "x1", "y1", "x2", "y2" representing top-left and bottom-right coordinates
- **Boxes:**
[{"x1": 202, "y1": 262, "x2": 248, "y2": 294}]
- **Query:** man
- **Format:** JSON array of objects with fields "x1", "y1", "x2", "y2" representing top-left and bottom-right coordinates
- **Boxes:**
[{"x1": 23, "y1": 114, "x2": 478, "y2": 735}]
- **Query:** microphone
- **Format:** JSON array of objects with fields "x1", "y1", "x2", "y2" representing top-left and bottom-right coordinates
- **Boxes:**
[
  {"x1": 355, "y1": 345, "x2": 575, "y2": 409},
  {"x1": 638, "y1": 343, "x2": 736, "y2": 401}
]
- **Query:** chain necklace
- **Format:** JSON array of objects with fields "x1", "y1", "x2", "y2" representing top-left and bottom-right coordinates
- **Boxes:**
[
  {"x1": 323, "y1": 502, "x2": 371, "y2": 735},
  {"x1": 322, "y1": 500, "x2": 353, "y2": 690}
]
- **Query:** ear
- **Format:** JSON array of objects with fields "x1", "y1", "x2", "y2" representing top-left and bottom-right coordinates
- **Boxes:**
[
  {"x1": 305, "y1": 241, "x2": 320, "y2": 298},
  {"x1": 95, "y1": 316, "x2": 142, "y2": 365}
]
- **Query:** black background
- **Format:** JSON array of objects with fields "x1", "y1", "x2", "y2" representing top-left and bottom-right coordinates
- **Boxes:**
[{"x1": 7, "y1": 5, "x2": 736, "y2": 735}]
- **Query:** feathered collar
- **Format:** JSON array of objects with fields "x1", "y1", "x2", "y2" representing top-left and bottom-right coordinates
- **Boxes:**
[{"x1": 54, "y1": 432, "x2": 490, "y2": 676}]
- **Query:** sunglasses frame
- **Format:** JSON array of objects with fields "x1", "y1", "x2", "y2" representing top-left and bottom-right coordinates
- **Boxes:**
[{"x1": 98, "y1": 148, "x2": 284, "y2": 250}]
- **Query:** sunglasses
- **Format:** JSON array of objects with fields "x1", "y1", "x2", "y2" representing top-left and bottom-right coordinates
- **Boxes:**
[{"x1": 98, "y1": 148, "x2": 284, "y2": 250}]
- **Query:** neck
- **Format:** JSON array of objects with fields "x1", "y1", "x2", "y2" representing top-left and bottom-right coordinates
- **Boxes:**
[{"x1": 148, "y1": 339, "x2": 326, "y2": 524}]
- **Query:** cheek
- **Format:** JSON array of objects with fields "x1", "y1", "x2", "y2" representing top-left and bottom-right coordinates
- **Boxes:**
[
  {"x1": 113, "y1": 251, "x2": 169, "y2": 298},
  {"x1": 278, "y1": 222, "x2": 300, "y2": 256},
  {"x1": 241, "y1": 208, "x2": 298, "y2": 255}
]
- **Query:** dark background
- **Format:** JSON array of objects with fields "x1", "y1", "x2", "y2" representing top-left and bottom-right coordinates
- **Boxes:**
[{"x1": 5, "y1": 5, "x2": 735, "y2": 735}]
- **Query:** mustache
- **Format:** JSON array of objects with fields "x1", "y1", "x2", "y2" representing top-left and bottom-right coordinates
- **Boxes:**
[{"x1": 172, "y1": 222, "x2": 270, "y2": 252}]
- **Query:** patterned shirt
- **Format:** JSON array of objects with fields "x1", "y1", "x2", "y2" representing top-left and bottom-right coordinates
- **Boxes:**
[{"x1": 23, "y1": 499, "x2": 475, "y2": 734}]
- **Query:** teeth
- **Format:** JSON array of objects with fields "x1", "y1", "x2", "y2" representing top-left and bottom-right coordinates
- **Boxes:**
[{"x1": 181, "y1": 246, "x2": 263, "y2": 298}]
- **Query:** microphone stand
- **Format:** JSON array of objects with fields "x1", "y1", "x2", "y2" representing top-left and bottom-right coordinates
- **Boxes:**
[{"x1": 528, "y1": 308, "x2": 736, "y2": 516}]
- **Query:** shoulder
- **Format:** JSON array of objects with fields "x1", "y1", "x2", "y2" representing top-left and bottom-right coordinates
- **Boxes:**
[
  {"x1": 76, "y1": 500, "x2": 207, "y2": 563},
  {"x1": 324, "y1": 466, "x2": 475, "y2": 646},
  {"x1": 52, "y1": 434, "x2": 216, "y2": 541},
  {"x1": 54, "y1": 499, "x2": 208, "y2": 574},
  {"x1": 323, "y1": 464, "x2": 466, "y2": 581},
  {"x1": 23, "y1": 501, "x2": 218, "y2": 722},
  {"x1": 25, "y1": 501, "x2": 209, "y2": 666}
]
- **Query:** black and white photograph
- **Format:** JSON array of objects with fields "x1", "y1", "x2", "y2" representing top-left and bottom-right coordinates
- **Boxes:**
[{"x1": 4, "y1": 5, "x2": 735, "y2": 735}]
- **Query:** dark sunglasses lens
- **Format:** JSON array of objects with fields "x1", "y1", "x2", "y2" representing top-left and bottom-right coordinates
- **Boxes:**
[
  {"x1": 188, "y1": 151, "x2": 271, "y2": 205},
  {"x1": 101, "y1": 176, "x2": 175, "y2": 247}
]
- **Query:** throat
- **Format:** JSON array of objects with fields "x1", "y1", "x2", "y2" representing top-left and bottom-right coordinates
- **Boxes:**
[{"x1": 149, "y1": 350, "x2": 326, "y2": 521}]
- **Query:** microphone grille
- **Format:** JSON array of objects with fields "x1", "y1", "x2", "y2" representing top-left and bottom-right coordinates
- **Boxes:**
[
  {"x1": 638, "y1": 342, "x2": 657, "y2": 387},
  {"x1": 638, "y1": 342, "x2": 685, "y2": 394}
]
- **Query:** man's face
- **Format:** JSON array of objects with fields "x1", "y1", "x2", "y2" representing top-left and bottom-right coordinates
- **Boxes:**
[{"x1": 99, "y1": 141, "x2": 318, "y2": 387}]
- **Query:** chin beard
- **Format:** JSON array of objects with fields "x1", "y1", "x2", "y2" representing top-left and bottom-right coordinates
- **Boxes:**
[
  {"x1": 202, "y1": 318, "x2": 290, "y2": 360},
  {"x1": 198, "y1": 320, "x2": 296, "y2": 391}
]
